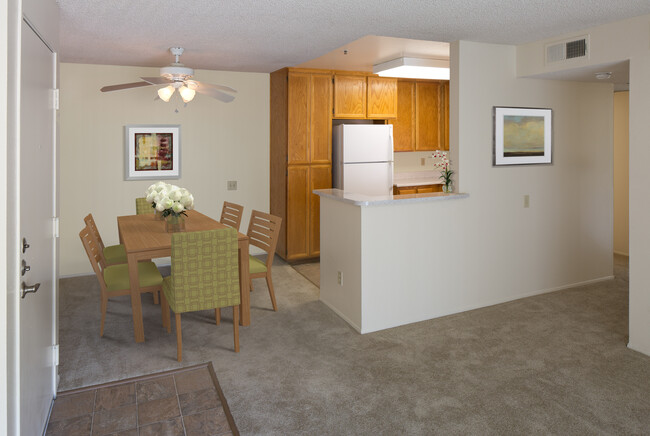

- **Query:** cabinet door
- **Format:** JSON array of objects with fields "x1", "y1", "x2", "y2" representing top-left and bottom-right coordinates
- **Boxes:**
[
  {"x1": 309, "y1": 165, "x2": 331, "y2": 256},
  {"x1": 310, "y1": 73, "x2": 332, "y2": 164},
  {"x1": 417, "y1": 185, "x2": 442, "y2": 193},
  {"x1": 390, "y1": 81, "x2": 415, "y2": 151},
  {"x1": 398, "y1": 187, "x2": 417, "y2": 195},
  {"x1": 367, "y1": 77, "x2": 397, "y2": 119},
  {"x1": 287, "y1": 166, "x2": 309, "y2": 259},
  {"x1": 287, "y1": 72, "x2": 310, "y2": 164},
  {"x1": 415, "y1": 81, "x2": 441, "y2": 151},
  {"x1": 441, "y1": 81, "x2": 449, "y2": 151},
  {"x1": 333, "y1": 75, "x2": 366, "y2": 118}
]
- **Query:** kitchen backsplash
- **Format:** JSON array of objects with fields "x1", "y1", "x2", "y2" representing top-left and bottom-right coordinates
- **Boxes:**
[{"x1": 394, "y1": 151, "x2": 439, "y2": 173}]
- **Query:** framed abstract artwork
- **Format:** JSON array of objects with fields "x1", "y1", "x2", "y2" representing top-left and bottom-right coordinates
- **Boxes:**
[
  {"x1": 493, "y1": 107, "x2": 552, "y2": 166},
  {"x1": 124, "y1": 125, "x2": 181, "y2": 180}
]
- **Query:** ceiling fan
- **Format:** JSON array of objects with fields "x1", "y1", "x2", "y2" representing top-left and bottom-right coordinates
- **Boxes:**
[{"x1": 100, "y1": 47, "x2": 237, "y2": 103}]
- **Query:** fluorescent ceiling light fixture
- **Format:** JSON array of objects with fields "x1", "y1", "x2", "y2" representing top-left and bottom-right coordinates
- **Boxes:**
[{"x1": 373, "y1": 57, "x2": 450, "y2": 80}]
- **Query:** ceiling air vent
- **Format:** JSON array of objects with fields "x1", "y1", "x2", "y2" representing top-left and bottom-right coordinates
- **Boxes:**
[{"x1": 545, "y1": 35, "x2": 589, "y2": 64}]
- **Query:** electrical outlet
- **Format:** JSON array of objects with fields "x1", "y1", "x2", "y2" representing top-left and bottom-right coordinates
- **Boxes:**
[
  {"x1": 227, "y1": 180, "x2": 237, "y2": 191},
  {"x1": 337, "y1": 271, "x2": 342, "y2": 285},
  {"x1": 524, "y1": 194, "x2": 530, "y2": 208}
]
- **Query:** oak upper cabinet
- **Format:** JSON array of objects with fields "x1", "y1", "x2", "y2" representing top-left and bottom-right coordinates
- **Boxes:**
[
  {"x1": 441, "y1": 81, "x2": 449, "y2": 150},
  {"x1": 270, "y1": 68, "x2": 333, "y2": 261},
  {"x1": 390, "y1": 81, "x2": 415, "y2": 152},
  {"x1": 391, "y1": 79, "x2": 449, "y2": 152},
  {"x1": 415, "y1": 81, "x2": 441, "y2": 151},
  {"x1": 333, "y1": 74, "x2": 397, "y2": 119},
  {"x1": 333, "y1": 74, "x2": 367, "y2": 118},
  {"x1": 288, "y1": 71, "x2": 333, "y2": 164},
  {"x1": 367, "y1": 77, "x2": 398, "y2": 119}
]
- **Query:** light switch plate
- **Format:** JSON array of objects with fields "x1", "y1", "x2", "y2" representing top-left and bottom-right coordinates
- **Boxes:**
[
  {"x1": 524, "y1": 194, "x2": 530, "y2": 208},
  {"x1": 227, "y1": 181, "x2": 237, "y2": 191}
]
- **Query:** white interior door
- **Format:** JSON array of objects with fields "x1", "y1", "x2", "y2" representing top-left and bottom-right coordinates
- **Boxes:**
[{"x1": 18, "y1": 19, "x2": 57, "y2": 435}]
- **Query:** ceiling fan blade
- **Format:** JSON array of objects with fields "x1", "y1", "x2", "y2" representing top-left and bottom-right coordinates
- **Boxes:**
[
  {"x1": 100, "y1": 81, "x2": 152, "y2": 92},
  {"x1": 194, "y1": 86, "x2": 236, "y2": 103},
  {"x1": 141, "y1": 76, "x2": 173, "y2": 85},
  {"x1": 190, "y1": 80, "x2": 237, "y2": 94}
]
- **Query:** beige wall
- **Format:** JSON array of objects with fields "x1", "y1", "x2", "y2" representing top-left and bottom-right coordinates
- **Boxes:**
[
  {"x1": 453, "y1": 41, "x2": 613, "y2": 301},
  {"x1": 59, "y1": 63, "x2": 269, "y2": 276},
  {"x1": 321, "y1": 41, "x2": 614, "y2": 334},
  {"x1": 394, "y1": 151, "x2": 437, "y2": 173},
  {"x1": 516, "y1": 13, "x2": 650, "y2": 357},
  {"x1": 613, "y1": 92, "x2": 629, "y2": 256}
]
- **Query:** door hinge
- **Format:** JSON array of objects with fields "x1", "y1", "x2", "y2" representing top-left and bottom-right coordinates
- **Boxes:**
[
  {"x1": 53, "y1": 344, "x2": 59, "y2": 366},
  {"x1": 53, "y1": 217, "x2": 59, "y2": 238},
  {"x1": 53, "y1": 89, "x2": 59, "y2": 110}
]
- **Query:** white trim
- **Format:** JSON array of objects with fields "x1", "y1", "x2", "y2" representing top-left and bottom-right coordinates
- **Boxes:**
[{"x1": 319, "y1": 300, "x2": 362, "y2": 333}]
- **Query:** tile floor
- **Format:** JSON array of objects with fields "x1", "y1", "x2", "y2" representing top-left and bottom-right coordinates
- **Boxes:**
[{"x1": 45, "y1": 363, "x2": 238, "y2": 436}]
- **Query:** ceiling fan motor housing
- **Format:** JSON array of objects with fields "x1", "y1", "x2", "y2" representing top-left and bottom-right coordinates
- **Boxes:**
[{"x1": 160, "y1": 66, "x2": 194, "y2": 82}]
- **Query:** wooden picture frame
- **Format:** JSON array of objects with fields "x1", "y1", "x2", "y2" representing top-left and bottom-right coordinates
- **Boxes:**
[
  {"x1": 124, "y1": 124, "x2": 181, "y2": 180},
  {"x1": 493, "y1": 107, "x2": 552, "y2": 166}
]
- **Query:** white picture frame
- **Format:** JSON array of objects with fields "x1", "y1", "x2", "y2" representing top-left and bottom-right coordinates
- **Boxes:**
[
  {"x1": 493, "y1": 107, "x2": 553, "y2": 166},
  {"x1": 124, "y1": 124, "x2": 181, "y2": 180}
]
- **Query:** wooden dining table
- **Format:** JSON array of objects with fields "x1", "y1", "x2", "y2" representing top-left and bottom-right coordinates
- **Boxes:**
[{"x1": 117, "y1": 210, "x2": 250, "y2": 343}]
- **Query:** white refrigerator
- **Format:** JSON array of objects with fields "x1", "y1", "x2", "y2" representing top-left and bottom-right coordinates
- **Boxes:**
[{"x1": 332, "y1": 124, "x2": 394, "y2": 195}]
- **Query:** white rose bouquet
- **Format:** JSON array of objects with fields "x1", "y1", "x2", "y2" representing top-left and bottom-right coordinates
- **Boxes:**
[{"x1": 145, "y1": 181, "x2": 194, "y2": 218}]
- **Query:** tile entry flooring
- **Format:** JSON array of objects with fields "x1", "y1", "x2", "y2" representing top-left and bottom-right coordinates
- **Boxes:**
[{"x1": 45, "y1": 363, "x2": 238, "y2": 436}]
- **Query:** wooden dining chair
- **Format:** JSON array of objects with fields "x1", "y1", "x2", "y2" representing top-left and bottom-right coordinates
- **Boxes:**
[
  {"x1": 135, "y1": 197, "x2": 154, "y2": 215},
  {"x1": 79, "y1": 225, "x2": 163, "y2": 337},
  {"x1": 219, "y1": 201, "x2": 244, "y2": 231},
  {"x1": 84, "y1": 213, "x2": 127, "y2": 266},
  {"x1": 246, "y1": 210, "x2": 282, "y2": 311},
  {"x1": 160, "y1": 228, "x2": 241, "y2": 361}
]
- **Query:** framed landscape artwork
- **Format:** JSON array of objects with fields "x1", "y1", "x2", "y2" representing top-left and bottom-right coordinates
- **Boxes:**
[
  {"x1": 124, "y1": 125, "x2": 181, "y2": 180},
  {"x1": 493, "y1": 107, "x2": 552, "y2": 166}
]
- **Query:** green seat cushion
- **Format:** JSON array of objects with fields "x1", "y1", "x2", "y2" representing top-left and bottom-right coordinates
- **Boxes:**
[
  {"x1": 103, "y1": 244, "x2": 127, "y2": 265},
  {"x1": 249, "y1": 255, "x2": 267, "y2": 274},
  {"x1": 104, "y1": 261, "x2": 163, "y2": 292}
]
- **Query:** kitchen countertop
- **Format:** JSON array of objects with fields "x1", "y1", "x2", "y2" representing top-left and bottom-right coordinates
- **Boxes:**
[
  {"x1": 393, "y1": 170, "x2": 443, "y2": 187},
  {"x1": 314, "y1": 188, "x2": 468, "y2": 206}
]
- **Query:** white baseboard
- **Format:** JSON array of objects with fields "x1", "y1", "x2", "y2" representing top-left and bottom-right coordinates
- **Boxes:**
[
  {"x1": 319, "y1": 299, "x2": 361, "y2": 333},
  {"x1": 627, "y1": 341, "x2": 650, "y2": 357}
]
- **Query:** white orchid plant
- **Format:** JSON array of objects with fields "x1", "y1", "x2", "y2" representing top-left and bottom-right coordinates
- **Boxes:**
[
  {"x1": 145, "y1": 181, "x2": 194, "y2": 218},
  {"x1": 432, "y1": 150, "x2": 454, "y2": 188}
]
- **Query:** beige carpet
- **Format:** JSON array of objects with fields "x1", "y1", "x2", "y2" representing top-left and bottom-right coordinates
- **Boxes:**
[{"x1": 57, "y1": 255, "x2": 650, "y2": 435}]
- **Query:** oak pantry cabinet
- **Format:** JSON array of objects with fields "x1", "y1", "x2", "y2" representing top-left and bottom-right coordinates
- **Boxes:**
[{"x1": 270, "y1": 68, "x2": 333, "y2": 261}]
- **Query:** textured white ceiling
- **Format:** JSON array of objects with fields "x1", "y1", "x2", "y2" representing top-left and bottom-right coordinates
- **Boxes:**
[{"x1": 58, "y1": 0, "x2": 650, "y2": 73}]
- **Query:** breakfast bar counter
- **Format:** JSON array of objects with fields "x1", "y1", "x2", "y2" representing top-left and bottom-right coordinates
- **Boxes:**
[{"x1": 314, "y1": 188, "x2": 470, "y2": 334}]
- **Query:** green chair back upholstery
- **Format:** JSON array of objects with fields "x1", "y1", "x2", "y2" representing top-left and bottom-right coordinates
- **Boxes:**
[
  {"x1": 135, "y1": 197, "x2": 154, "y2": 215},
  {"x1": 163, "y1": 228, "x2": 240, "y2": 314}
]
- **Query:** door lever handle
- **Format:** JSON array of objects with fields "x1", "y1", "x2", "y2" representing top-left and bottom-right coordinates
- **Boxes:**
[{"x1": 21, "y1": 282, "x2": 40, "y2": 299}]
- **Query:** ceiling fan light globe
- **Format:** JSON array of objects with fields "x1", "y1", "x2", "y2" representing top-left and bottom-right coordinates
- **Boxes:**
[
  {"x1": 179, "y1": 85, "x2": 196, "y2": 103},
  {"x1": 158, "y1": 85, "x2": 175, "y2": 102}
]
